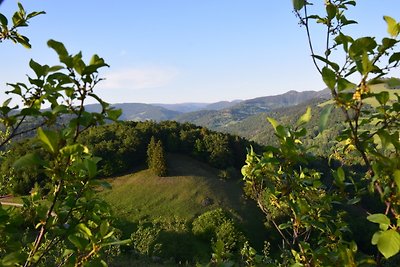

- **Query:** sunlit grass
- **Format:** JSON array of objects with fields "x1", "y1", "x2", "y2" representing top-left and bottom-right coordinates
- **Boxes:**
[{"x1": 100, "y1": 153, "x2": 267, "y2": 247}]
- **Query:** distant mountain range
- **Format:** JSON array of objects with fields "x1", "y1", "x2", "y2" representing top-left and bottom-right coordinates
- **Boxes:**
[
  {"x1": 175, "y1": 89, "x2": 331, "y2": 128},
  {"x1": 81, "y1": 83, "x2": 400, "y2": 152},
  {"x1": 86, "y1": 88, "x2": 331, "y2": 127},
  {"x1": 152, "y1": 100, "x2": 242, "y2": 113}
]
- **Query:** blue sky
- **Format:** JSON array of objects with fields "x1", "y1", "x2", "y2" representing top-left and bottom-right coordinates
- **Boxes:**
[{"x1": 1, "y1": 1, "x2": 399, "y2": 104}]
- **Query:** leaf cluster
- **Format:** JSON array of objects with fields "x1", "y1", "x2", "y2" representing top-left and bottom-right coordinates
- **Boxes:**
[{"x1": 241, "y1": 1, "x2": 400, "y2": 265}]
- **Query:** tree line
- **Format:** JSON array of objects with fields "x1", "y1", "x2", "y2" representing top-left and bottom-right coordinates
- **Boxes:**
[{"x1": 1, "y1": 120, "x2": 261, "y2": 195}]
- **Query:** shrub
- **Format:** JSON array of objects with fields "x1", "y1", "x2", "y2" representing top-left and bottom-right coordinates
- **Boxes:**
[
  {"x1": 130, "y1": 224, "x2": 162, "y2": 257},
  {"x1": 192, "y1": 209, "x2": 245, "y2": 255}
]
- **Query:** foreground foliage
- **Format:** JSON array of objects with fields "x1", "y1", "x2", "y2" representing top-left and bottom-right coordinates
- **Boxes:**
[
  {"x1": 242, "y1": 0, "x2": 400, "y2": 265},
  {"x1": 0, "y1": 3, "x2": 124, "y2": 266}
]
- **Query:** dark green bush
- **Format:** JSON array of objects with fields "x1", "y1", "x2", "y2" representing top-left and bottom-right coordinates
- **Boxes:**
[{"x1": 192, "y1": 209, "x2": 245, "y2": 255}]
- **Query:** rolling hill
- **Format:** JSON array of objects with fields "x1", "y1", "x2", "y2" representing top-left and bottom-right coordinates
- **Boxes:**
[
  {"x1": 84, "y1": 89, "x2": 330, "y2": 124},
  {"x1": 152, "y1": 100, "x2": 242, "y2": 113},
  {"x1": 100, "y1": 153, "x2": 268, "y2": 264},
  {"x1": 85, "y1": 102, "x2": 182, "y2": 121},
  {"x1": 175, "y1": 89, "x2": 331, "y2": 129},
  {"x1": 220, "y1": 84, "x2": 400, "y2": 152}
]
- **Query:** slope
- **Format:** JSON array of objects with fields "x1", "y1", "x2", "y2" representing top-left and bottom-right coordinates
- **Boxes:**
[
  {"x1": 175, "y1": 89, "x2": 331, "y2": 129},
  {"x1": 85, "y1": 103, "x2": 181, "y2": 121},
  {"x1": 100, "y1": 153, "x2": 267, "y2": 247}
]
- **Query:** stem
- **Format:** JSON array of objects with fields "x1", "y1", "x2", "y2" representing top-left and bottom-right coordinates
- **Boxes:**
[
  {"x1": 256, "y1": 197, "x2": 292, "y2": 248},
  {"x1": 303, "y1": 5, "x2": 322, "y2": 75},
  {"x1": 24, "y1": 180, "x2": 63, "y2": 267}
]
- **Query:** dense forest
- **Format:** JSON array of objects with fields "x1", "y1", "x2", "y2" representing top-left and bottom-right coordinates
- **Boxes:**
[{"x1": 0, "y1": 121, "x2": 261, "y2": 195}]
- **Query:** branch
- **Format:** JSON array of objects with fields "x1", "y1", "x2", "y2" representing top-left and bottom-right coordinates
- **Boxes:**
[{"x1": 303, "y1": 4, "x2": 322, "y2": 75}]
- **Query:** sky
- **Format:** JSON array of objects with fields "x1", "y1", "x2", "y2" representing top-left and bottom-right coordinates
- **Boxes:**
[{"x1": 0, "y1": 0, "x2": 399, "y2": 105}]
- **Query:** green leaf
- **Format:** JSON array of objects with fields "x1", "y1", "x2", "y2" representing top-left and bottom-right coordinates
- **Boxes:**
[
  {"x1": 347, "y1": 197, "x2": 361, "y2": 205},
  {"x1": 372, "y1": 231, "x2": 381, "y2": 245},
  {"x1": 389, "y1": 52, "x2": 400, "y2": 64},
  {"x1": 13, "y1": 153, "x2": 44, "y2": 169},
  {"x1": 267, "y1": 117, "x2": 279, "y2": 131},
  {"x1": 322, "y1": 66, "x2": 336, "y2": 89},
  {"x1": 394, "y1": 170, "x2": 400, "y2": 193},
  {"x1": 367, "y1": 213, "x2": 390, "y2": 231},
  {"x1": 52, "y1": 104, "x2": 68, "y2": 114},
  {"x1": 47, "y1": 39, "x2": 69, "y2": 60},
  {"x1": 379, "y1": 38, "x2": 398, "y2": 53},
  {"x1": 278, "y1": 222, "x2": 292, "y2": 230},
  {"x1": 383, "y1": 16, "x2": 400, "y2": 37},
  {"x1": 377, "y1": 230, "x2": 400, "y2": 259},
  {"x1": 335, "y1": 33, "x2": 353, "y2": 52},
  {"x1": 48, "y1": 65, "x2": 64, "y2": 72},
  {"x1": 375, "y1": 91, "x2": 389, "y2": 105},
  {"x1": 84, "y1": 158, "x2": 97, "y2": 179},
  {"x1": 107, "y1": 108, "x2": 122, "y2": 121},
  {"x1": 1, "y1": 251, "x2": 24, "y2": 266},
  {"x1": 88, "y1": 54, "x2": 109, "y2": 69},
  {"x1": 71, "y1": 54, "x2": 85, "y2": 76},
  {"x1": 29, "y1": 59, "x2": 44, "y2": 78},
  {"x1": 26, "y1": 11, "x2": 46, "y2": 20},
  {"x1": 349, "y1": 37, "x2": 377, "y2": 59},
  {"x1": 12, "y1": 11, "x2": 24, "y2": 27},
  {"x1": 60, "y1": 144, "x2": 85, "y2": 156},
  {"x1": 37, "y1": 127, "x2": 59, "y2": 154},
  {"x1": 361, "y1": 51, "x2": 373, "y2": 75},
  {"x1": 275, "y1": 125, "x2": 287, "y2": 138},
  {"x1": 336, "y1": 167, "x2": 346, "y2": 183},
  {"x1": 76, "y1": 223, "x2": 92, "y2": 237},
  {"x1": 319, "y1": 105, "x2": 333, "y2": 133},
  {"x1": 344, "y1": 1, "x2": 356, "y2": 6},
  {"x1": 297, "y1": 106, "x2": 311, "y2": 126},
  {"x1": 2, "y1": 98, "x2": 12, "y2": 107},
  {"x1": 378, "y1": 130, "x2": 392, "y2": 149},
  {"x1": 0, "y1": 13, "x2": 8, "y2": 26},
  {"x1": 17, "y1": 3, "x2": 26, "y2": 15},
  {"x1": 312, "y1": 55, "x2": 339, "y2": 71},
  {"x1": 292, "y1": 0, "x2": 306, "y2": 11},
  {"x1": 68, "y1": 234, "x2": 88, "y2": 250},
  {"x1": 337, "y1": 77, "x2": 355, "y2": 91},
  {"x1": 100, "y1": 221, "x2": 109, "y2": 237},
  {"x1": 326, "y1": 4, "x2": 336, "y2": 20},
  {"x1": 14, "y1": 34, "x2": 31, "y2": 48}
]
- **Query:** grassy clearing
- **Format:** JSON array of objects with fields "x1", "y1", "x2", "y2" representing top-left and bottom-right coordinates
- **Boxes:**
[{"x1": 100, "y1": 153, "x2": 267, "y2": 247}]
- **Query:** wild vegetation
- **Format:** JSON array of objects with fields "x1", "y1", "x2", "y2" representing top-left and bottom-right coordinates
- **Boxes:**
[
  {"x1": 0, "y1": 3, "x2": 124, "y2": 266},
  {"x1": 0, "y1": 1, "x2": 399, "y2": 266},
  {"x1": 240, "y1": 1, "x2": 400, "y2": 266}
]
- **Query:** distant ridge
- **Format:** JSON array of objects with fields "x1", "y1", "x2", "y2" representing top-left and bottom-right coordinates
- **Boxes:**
[
  {"x1": 175, "y1": 89, "x2": 331, "y2": 129},
  {"x1": 84, "y1": 88, "x2": 330, "y2": 124},
  {"x1": 85, "y1": 102, "x2": 181, "y2": 121},
  {"x1": 153, "y1": 99, "x2": 242, "y2": 113}
]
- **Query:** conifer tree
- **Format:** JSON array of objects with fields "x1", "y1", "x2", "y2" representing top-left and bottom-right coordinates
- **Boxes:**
[
  {"x1": 147, "y1": 137, "x2": 168, "y2": 176},
  {"x1": 147, "y1": 136, "x2": 157, "y2": 169}
]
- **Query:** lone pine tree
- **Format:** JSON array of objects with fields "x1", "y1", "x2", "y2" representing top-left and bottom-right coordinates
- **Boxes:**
[{"x1": 147, "y1": 136, "x2": 168, "y2": 177}]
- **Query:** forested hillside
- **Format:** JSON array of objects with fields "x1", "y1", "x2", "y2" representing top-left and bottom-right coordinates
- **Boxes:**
[
  {"x1": 0, "y1": 121, "x2": 261, "y2": 195},
  {"x1": 175, "y1": 88, "x2": 331, "y2": 129},
  {"x1": 82, "y1": 89, "x2": 329, "y2": 125}
]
